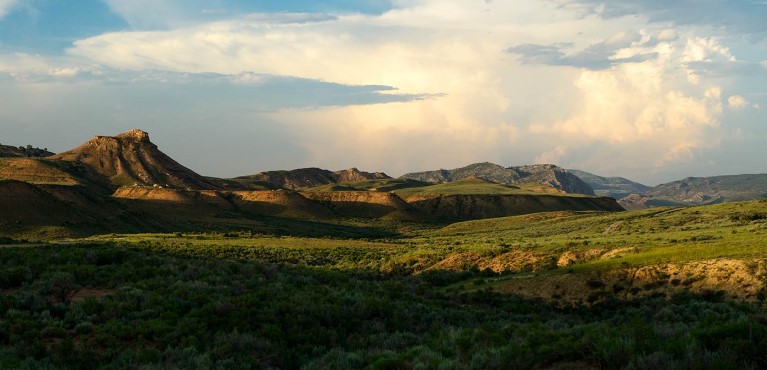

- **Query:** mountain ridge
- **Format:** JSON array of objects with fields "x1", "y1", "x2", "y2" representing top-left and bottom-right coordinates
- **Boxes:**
[
  {"x1": 237, "y1": 167, "x2": 391, "y2": 190},
  {"x1": 0, "y1": 129, "x2": 626, "y2": 239},
  {"x1": 401, "y1": 162, "x2": 595, "y2": 195},
  {"x1": 569, "y1": 170, "x2": 767, "y2": 208}
]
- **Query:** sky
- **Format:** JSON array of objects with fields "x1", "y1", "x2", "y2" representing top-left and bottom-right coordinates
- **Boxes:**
[{"x1": 1, "y1": 0, "x2": 766, "y2": 185}]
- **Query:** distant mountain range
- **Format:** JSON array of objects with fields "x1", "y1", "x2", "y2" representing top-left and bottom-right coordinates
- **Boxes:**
[
  {"x1": 0, "y1": 130, "x2": 622, "y2": 240},
  {"x1": 1, "y1": 128, "x2": 765, "y2": 240},
  {"x1": 402, "y1": 162, "x2": 595, "y2": 195},
  {"x1": 569, "y1": 170, "x2": 767, "y2": 209},
  {"x1": 567, "y1": 170, "x2": 652, "y2": 199}
]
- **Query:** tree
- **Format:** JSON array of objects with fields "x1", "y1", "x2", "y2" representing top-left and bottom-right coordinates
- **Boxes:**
[{"x1": 46, "y1": 272, "x2": 80, "y2": 305}]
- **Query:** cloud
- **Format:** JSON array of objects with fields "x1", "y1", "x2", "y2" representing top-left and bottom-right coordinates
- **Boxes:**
[
  {"x1": 535, "y1": 145, "x2": 569, "y2": 164},
  {"x1": 727, "y1": 95, "x2": 748, "y2": 109},
  {"x1": 0, "y1": 65, "x2": 436, "y2": 110},
  {"x1": 555, "y1": 0, "x2": 767, "y2": 39},
  {"x1": 527, "y1": 35, "x2": 727, "y2": 169},
  {"x1": 0, "y1": 0, "x2": 20, "y2": 19},
  {"x1": 2, "y1": 0, "x2": 766, "y2": 183},
  {"x1": 507, "y1": 30, "x2": 659, "y2": 70}
]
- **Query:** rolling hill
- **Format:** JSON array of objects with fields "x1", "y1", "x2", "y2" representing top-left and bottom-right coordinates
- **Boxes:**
[
  {"x1": 237, "y1": 167, "x2": 390, "y2": 190},
  {"x1": 401, "y1": 162, "x2": 595, "y2": 195}
]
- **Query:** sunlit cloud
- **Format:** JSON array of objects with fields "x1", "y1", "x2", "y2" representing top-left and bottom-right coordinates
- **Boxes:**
[
  {"x1": 0, "y1": 0, "x2": 20, "y2": 19},
  {"x1": 728, "y1": 95, "x2": 749, "y2": 109},
  {"x1": 0, "y1": 0, "x2": 765, "y2": 183}
]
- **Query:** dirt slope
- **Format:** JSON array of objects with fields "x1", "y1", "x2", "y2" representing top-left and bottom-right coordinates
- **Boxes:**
[
  {"x1": 233, "y1": 190, "x2": 333, "y2": 219},
  {"x1": 113, "y1": 187, "x2": 334, "y2": 220},
  {"x1": 496, "y1": 258, "x2": 767, "y2": 304},
  {"x1": 301, "y1": 191, "x2": 424, "y2": 220}
]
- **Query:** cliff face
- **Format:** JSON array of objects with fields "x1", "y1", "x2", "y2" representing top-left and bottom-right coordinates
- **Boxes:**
[
  {"x1": 401, "y1": 162, "x2": 595, "y2": 195},
  {"x1": 403, "y1": 193, "x2": 624, "y2": 221},
  {"x1": 51, "y1": 129, "x2": 221, "y2": 190}
]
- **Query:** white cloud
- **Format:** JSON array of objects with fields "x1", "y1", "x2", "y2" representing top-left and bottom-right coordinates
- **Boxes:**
[
  {"x1": 0, "y1": 0, "x2": 20, "y2": 19},
  {"x1": 535, "y1": 146, "x2": 569, "y2": 164},
  {"x1": 0, "y1": 0, "x2": 763, "y2": 183},
  {"x1": 727, "y1": 95, "x2": 748, "y2": 109}
]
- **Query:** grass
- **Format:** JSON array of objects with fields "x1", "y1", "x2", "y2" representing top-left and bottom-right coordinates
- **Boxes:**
[
  {"x1": 8, "y1": 199, "x2": 767, "y2": 303},
  {"x1": 64, "y1": 200, "x2": 767, "y2": 279},
  {"x1": 5, "y1": 200, "x2": 767, "y2": 368},
  {"x1": 304, "y1": 178, "x2": 431, "y2": 192},
  {"x1": 394, "y1": 178, "x2": 536, "y2": 196}
]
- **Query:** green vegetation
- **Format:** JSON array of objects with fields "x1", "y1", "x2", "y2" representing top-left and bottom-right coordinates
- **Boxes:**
[
  {"x1": 433, "y1": 201, "x2": 767, "y2": 260},
  {"x1": 394, "y1": 178, "x2": 532, "y2": 196},
  {"x1": 2, "y1": 200, "x2": 767, "y2": 368},
  {"x1": 305, "y1": 178, "x2": 431, "y2": 193}
]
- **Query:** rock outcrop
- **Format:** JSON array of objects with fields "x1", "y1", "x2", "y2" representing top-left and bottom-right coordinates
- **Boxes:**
[{"x1": 51, "y1": 129, "x2": 221, "y2": 190}]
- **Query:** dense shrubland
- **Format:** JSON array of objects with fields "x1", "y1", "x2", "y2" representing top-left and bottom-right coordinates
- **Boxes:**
[{"x1": 2, "y1": 244, "x2": 767, "y2": 369}]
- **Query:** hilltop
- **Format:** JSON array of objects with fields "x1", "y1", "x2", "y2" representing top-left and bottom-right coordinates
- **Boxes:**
[
  {"x1": 401, "y1": 162, "x2": 595, "y2": 195},
  {"x1": 0, "y1": 144, "x2": 54, "y2": 158},
  {"x1": 51, "y1": 129, "x2": 223, "y2": 190},
  {"x1": 236, "y1": 167, "x2": 390, "y2": 190}
]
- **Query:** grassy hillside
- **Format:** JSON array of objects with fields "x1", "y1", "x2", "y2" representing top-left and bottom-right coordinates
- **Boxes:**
[
  {"x1": 304, "y1": 178, "x2": 431, "y2": 192},
  {"x1": 394, "y1": 177, "x2": 533, "y2": 196},
  {"x1": 648, "y1": 174, "x2": 767, "y2": 204},
  {"x1": 3, "y1": 200, "x2": 767, "y2": 368},
  {"x1": 78, "y1": 199, "x2": 767, "y2": 300}
]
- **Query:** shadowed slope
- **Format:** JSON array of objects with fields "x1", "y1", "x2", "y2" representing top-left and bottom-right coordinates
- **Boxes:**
[{"x1": 0, "y1": 180, "x2": 156, "y2": 238}]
